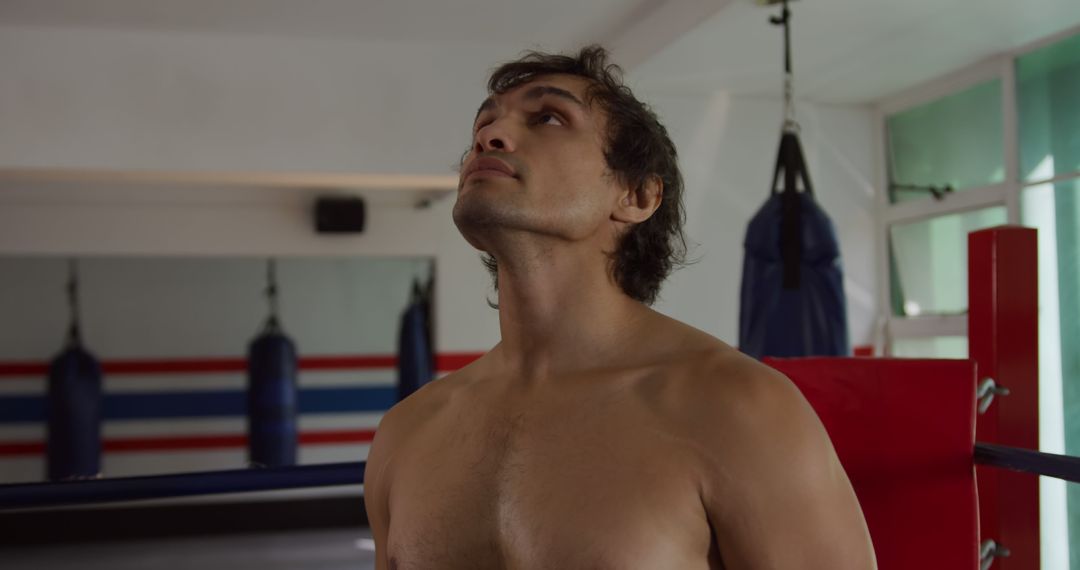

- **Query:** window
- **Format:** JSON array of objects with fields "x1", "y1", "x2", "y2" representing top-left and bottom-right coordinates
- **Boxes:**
[
  {"x1": 881, "y1": 27, "x2": 1080, "y2": 570},
  {"x1": 1018, "y1": 32, "x2": 1080, "y2": 184},
  {"x1": 886, "y1": 80, "x2": 1004, "y2": 204},
  {"x1": 890, "y1": 206, "x2": 1007, "y2": 316},
  {"x1": 1016, "y1": 32, "x2": 1080, "y2": 570},
  {"x1": 891, "y1": 336, "x2": 968, "y2": 359}
]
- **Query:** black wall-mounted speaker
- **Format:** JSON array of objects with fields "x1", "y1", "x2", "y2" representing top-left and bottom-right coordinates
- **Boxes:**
[{"x1": 315, "y1": 197, "x2": 366, "y2": 234}]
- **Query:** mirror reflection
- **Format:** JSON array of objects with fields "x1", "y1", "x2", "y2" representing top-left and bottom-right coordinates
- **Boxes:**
[{"x1": 0, "y1": 256, "x2": 434, "y2": 483}]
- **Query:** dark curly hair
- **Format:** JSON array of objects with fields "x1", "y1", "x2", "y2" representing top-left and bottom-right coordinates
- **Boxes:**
[{"x1": 474, "y1": 44, "x2": 687, "y2": 306}]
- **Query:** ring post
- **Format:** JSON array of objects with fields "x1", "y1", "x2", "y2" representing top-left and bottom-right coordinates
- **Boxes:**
[{"x1": 969, "y1": 226, "x2": 1039, "y2": 570}]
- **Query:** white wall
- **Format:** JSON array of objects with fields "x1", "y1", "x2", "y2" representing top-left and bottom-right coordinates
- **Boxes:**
[
  {"x1": 0, "y1": 25, "x2": 491, "y2": 174},
  {"x1": 0, "y1": 24, "x2": 879, "y2": 353}
]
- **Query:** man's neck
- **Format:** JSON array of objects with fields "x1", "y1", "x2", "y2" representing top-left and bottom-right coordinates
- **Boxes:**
[{"x1": 488, "y1": 243, "x2": 650, "y2": 383}]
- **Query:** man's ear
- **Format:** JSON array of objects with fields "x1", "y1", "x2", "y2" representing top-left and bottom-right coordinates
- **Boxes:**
[{"x1": 612, "y1": 174, "x2": 663, "y2": 224}]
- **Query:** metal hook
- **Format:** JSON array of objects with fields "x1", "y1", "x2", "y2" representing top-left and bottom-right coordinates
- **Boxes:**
[
  {"x1": 977, "y1": 378, "x2": 1011, "y2": 414},
  {"x1": 890, "y1": 183, "x2": 955, "y2": 201},
  {"x1": 980, "y1": 539, "x2": 1010, "y2": 570},
  {"x1": 766, "y1": 0, "x2": 798, "y2": 132}
]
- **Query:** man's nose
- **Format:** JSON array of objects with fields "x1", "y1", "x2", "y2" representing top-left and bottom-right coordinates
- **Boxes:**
[{"x1": 474, "y1": 120, "x2": 516, "y2": 154}]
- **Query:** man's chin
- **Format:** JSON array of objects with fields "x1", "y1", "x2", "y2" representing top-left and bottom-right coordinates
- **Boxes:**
[
  {"x1": 454, "y1": 191, "x2": 510, "y2": 227},
  {"x1": 453, "y1": 200, "x2": 533, "y2": 250}
]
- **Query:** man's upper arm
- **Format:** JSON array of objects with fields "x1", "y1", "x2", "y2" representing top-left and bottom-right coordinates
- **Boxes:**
[
  {"x1": 364, "y1": 405, "x2": 405, "y2": 570},
  {"x1": 701, "y1": 365, "x2": 877, "y2": 569}
]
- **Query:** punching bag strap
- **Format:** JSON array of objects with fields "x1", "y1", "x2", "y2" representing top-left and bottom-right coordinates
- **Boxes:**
[
  {"x1": 769, "y1": 131, "x2": 815, "y2": 196},
  {"x1": 262, "y1": 258, "x2": 282, "y2": 334},
  {"x1": 765, "y1": 0, "x2": 813, "y2": 289},
  {"x1": 410, "y1": 278, "x2": 424, "y2": 304},
  {"x1": 65, "y1": 259, "x2": 83, "y2": 348},
  {"x1": 770, "y1": 131, "x2": 815, "y2": 289}
]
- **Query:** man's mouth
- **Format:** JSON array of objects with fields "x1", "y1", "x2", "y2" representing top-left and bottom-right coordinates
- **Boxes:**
[
  {"x1": 465, "y1": 168, "x2": 515, "y2": 181},
  {"x1": 463, "y1": 156, "x2": 518, "y2": 181}
]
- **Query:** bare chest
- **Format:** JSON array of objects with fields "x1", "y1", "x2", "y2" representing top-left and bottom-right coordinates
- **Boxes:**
[{"x1": 385, "y1": 395, "x2": 718, "y2": 570}]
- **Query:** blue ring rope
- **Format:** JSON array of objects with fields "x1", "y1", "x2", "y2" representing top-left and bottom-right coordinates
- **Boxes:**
[
  {"x1": 2, "y1": 444, "x2": 1078, "y2": 511},
  {"x1": 974, "y1": 443, "x2": 1080, "y2": 484},
  {"x1": 0, "y1": 461, "x2": 365, "y2": 511}
]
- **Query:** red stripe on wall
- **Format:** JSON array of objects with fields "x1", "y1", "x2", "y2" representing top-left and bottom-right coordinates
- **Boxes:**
[
  {"x1": 0, "y1": 363, "x2": 49, "y2": 377},
  {"x1": 0, "y1": 429, "x2": 379, "y2": 457},
  {"x1": 0, "y1": 353, "x2": 485, "y2": 378},
  {"x1": 300, "y1": 429, "x2": 377, "y2": 445},
  {"x1": 0, "y1": 441, "x2": 45, "y2": 455}
]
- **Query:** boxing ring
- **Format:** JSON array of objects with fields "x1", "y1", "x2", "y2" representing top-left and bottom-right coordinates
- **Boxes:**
[{"x1": 0, "y1": 227, "x2": 1067, "y2": 570}]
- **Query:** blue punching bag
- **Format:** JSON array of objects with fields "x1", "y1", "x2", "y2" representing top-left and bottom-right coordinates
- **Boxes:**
[
  {"x1": 47, "y1": 261, "x2": 103, "y2": 481},
  {"x1": 738, "y1": 131, "x2": 849, "y2": 359},
  {"x1": 397, "y1": 278, "x2": 434, "y2": 402},
  {"x1": 246, "y1": 260, "x2": 298, "y2": 467},
  {"x1": 47, "y1": 347, "x2": 103, "y2": 480}
]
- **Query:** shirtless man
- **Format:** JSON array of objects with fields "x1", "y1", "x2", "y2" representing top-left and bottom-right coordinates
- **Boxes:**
[{"x1": 364, "y1": 45, "x2": 877, "y2": 569}]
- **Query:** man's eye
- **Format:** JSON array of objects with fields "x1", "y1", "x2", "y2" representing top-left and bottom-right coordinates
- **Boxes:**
[{"x1": 534, "y1": 112, "x2": 564, "y2": 126}]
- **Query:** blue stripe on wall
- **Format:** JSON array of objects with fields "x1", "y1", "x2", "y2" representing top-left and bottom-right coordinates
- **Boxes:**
[{"x1": 0, "y1": 387, "x2": 396, "y2": 424}]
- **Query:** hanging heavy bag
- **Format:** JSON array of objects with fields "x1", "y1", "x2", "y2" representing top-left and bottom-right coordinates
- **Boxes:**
[
  {"x1": 247, "y1": 327, "x2": 298, "y2": 467},
  {"x1": 738, "y1": 0, "x2": 848, "y2": 359},
  {"x1": 47, "y1": 261, "x2": 103, "y2": 481},
  {"x1": 397, "y1": 278, "x2": 434, "y2": 402},
  {"x1": 246, "y1": 260, "x2": 299, "y2": 467},
  {"x1": 738, "y1": 130, "x2": 849, "y2": 359},
  {"x1": 47, "y1": 345, "x2": 103, "y2": 481}
]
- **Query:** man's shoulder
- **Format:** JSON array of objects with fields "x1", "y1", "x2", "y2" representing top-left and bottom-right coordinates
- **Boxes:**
[
  {"x1": 366, "y1": 364, "x2": 479, "y2": 494},
  {"x1": 661, "y1": 343, "x2": 799, "y2": 420},
  {"x1": 669, "y1": 346, "x2": 835, "y2": 497},
  {"x1": 640, "y1": 313, "x2": 795, "y2": 410},
  {"x1": 641, "y1": 325, "x2": 813, "y2": 455},
  {"x1": 373, "y1": 352, "x2": 494, "y2": 447},
  {"x1": 375, "y1": 369, "x2": 469, "y2": 440},
  {"x1": 686, "y1": 343, "x2": 799, "y2": 406}
]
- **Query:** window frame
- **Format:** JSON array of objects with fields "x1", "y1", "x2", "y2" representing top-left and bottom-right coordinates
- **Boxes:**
[
  {"x1": 875, "y1": 29, "x2": 1062, "y2": 352},
  {"x1": 874, "y1": 58, "x2": 1013, "y2": 352},
  {"x1": 876, "y1": 24, "x2": 1080, "y2": 352}
]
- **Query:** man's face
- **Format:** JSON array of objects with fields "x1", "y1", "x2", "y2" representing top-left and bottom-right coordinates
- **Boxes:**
[{"x1": 453, "y1": 74, "x2": 624, "y2": 253}]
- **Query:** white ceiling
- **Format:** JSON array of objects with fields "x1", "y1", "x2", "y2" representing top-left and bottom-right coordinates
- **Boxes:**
[
  {"x1": 0, "y1": 0, "x2": 647, "y2": 47},
  {"x1": 2, "y1": 0, "x2": 1079, "y2": 105},
  {"x1": 633, "y1": 0, "x2": 1080, "y2": 103}
]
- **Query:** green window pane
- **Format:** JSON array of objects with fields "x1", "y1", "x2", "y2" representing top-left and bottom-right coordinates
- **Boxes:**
[
  {"x1": 886, "y1": 80, "x2": 1005, "y2": 204},
  {"x1": 891, "y1": 336, "x2": 968, "y2": 359},
  {"x1": 1020, "y1": 177, "x2": 1080, "y2": 567},
  {"x1": 1017, "y1": 31, "x2": 1080, "y2": 183},
  {"x1": 1020, "y1": 180, "x2": 1076, "y2": 449},
  {"x1": 889, "y1": 206, "x2": 1007, "y2": 316}
]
